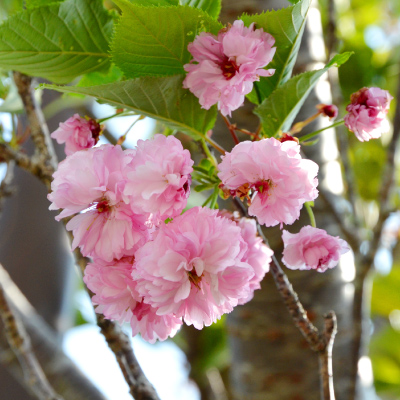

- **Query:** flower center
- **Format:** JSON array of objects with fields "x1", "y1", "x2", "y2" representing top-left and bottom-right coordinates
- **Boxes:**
[
  {"x1": 253, "y1": 179, "x2": 274, "y2": 197},
  {"x1": 187, "y1": 270, "x2": 203, "y2": 289},
  {"x1": 220, "y1": 57, "x2": 239, "y2": 80},
  {"x1": 96, "y1": 199, "x2": 111, "y2": 213}
]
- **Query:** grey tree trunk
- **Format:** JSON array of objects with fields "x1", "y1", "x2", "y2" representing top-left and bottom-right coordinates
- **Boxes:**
[{"x1": 217, "y1": 1, "x2": 365, "y2": 399}]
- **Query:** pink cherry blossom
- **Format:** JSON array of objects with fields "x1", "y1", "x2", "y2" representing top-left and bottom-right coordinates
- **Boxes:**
[
  {"x1": 123, "y1": 134, "x2": 193, "y2": 223},
  {"x1": 183, "y1": 20, "x2": 276, "y2": 116},
  {"x1": 84, "y1": 258, "x2": 182, "y2": 343},
  {"x1": 48, "y1": 145, "x2": 151, "y2": 261},
  {"x1": 51, "y1": 114, "x2": 101, "y2": 155},
  {"x1": 282, "y1": 226, "x2": 350, "y2": 273},
  {"x1": 344, "y1": 87, "x2": 393, "y2": 142},
  {"x1": 217, "y1": 138, "x2": 319, "y2": 227},
  {"x1": 133, "y1": 207, "x2": 254, "y2": 329}
]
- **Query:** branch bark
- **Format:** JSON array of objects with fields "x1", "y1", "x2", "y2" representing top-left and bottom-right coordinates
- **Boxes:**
[{"x1": 0, "y1": 272, "x2": 63, "y2": 400}]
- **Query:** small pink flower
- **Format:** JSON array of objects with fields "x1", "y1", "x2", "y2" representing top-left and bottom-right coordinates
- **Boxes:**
[
  {"x1": 183, "y1": 20, "x2": 276, "y2": 116},
  {"x1": 51, "y1": 114, "x2": 102, "y2": 155},
  {"x1": 133, "y1": 207, "x2": 254, "y2": 329},
  {"x1": 217, "y1": 138, "x2": 319, "y2": 227},
  {"x1": 344, "y1": 87, "x2": 393, "y2": 142},
  {"x1": 84, "y1": 258, "x2": 182, "y2": 343},
  {"x1": 48, "y1": 145, "x2": 151, "y2": 261},
  {"x1": 282, "y1": 226, "x2": 350, "y2": 273},
  {"x1": 123, "y1": 134, "x2": 193, "y2": 223}
]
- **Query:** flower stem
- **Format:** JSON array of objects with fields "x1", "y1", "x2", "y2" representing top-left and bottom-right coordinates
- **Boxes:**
[
  {"x1": 201, "y1": 139, "x2": 218, "y2": 167},
  {"x1": 305, "y1": 201, "x2": 317, "y2": 228},
  {"x1": 221, "y1": 114, "x2": 240, "y2": 145},
  {"x1": 205, "y1": 136, "x2": 226, "y2": 155},
  {"x1": 299, "y1": 120, "x2": 344, "y2": 143}
]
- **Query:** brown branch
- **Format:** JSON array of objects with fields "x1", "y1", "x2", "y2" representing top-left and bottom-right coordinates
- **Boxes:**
[
  {"x1": 0, "y1": 280, "x2": 63, "y2": 400},
  {"x1": 0, "y1": 265, "x2": 107, "y2": 400},
  {"x1": 13, "y1": 72, "x2": 159, "y2": 400},
  {"x1": 13, "y1": 72, "x2": 58, "y2": 170},
  {"x1": 233, "y1": 198, "x2": 336, "y2": 399},
  {"x1": 0, "y1": 160, "x2": 15, "y2": 212},
  {"x1": 0, "y1": 143, "x2": 53, "y2": 189}
]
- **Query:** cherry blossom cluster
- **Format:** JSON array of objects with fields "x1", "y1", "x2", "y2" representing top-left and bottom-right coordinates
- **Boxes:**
[{"x1": 49, "y1": 132, "x2": 273, "y2": 342}]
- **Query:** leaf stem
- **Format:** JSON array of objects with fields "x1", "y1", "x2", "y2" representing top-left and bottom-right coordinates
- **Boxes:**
[{"x1": 299, "y1": 120, "x2": 344, "y2": 143}]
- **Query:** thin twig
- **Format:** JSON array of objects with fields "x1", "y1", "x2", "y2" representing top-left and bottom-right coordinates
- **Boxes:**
[
  {"x1": 221, "y1": 114, "x2": 239, "y2": 145},
  {"x1": 318, "y1": 189, "x2": 360, "y2": 251},
  {"x1": 13, "y1": 72, "x2": 159, "y2": 400},
  {"x1": 0, "y1": 281, "x2": 63, "y2": 400}
]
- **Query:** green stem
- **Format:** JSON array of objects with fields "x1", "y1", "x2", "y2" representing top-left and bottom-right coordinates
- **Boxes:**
[
  {"x1": 98, "y1": 111, "x2": 136, "y2": 123},
  {"x1": 201, "y1": 139, "x2": 218, "y2": 167},
  {"x1": 305, "y1": 202, "x2": 316, "y2": 228},
  {"x1": 299, "y1": 120, "x2": 344, "y2": 143}
]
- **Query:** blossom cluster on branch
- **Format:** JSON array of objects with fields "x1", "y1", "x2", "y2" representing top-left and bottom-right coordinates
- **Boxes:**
[{"x1": 46, "y1": 19, "x2": 394, "y2": 344}]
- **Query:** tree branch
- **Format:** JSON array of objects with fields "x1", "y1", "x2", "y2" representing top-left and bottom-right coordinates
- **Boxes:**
[
  {"x1": 13, "y1": 72, "x2": 58, "y2": 170},
  {"x1": 0, "y1": 265, "x2": 107, "y2": 400},
  {"x1": 0, "y1": 276, "x2": 63, "y2": 400},
  {"x1": 233, "y1": 198, "x2": 336, "y2": 399}
]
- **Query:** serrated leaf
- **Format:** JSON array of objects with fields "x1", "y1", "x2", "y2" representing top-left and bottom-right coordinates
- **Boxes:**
[
  {"x1": 77, "y1": 64, "x2": 123, "y2": 87},
  {"x1": 255, "y1": 53, "x2": 352, "y2": 137},
  {"x1": 126, "y1": 0, "x2": 179, "y2": 5},
  {"x1": 241, "y1": 0, "x2": 311, "y2": 104},
  {"x1": 111, "y1": 0, "x2": 222, "y2": 78},
  {"x1": 0, "y1": 0, "x2": 113, "y2": 83},
  {"x1": 180, "y1": 0, "x2": 221, "y2": 19},
  {"x1": 42, "y1": 75, "x2": 217, "y2": 139}
]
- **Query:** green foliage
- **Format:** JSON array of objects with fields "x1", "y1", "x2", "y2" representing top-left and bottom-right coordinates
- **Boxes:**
[
  {"x1": 371, "y1": 266, "x2": 400, "y2": 317},
  {"x1": 255, "y1": 52, "x2": 352, "y2": 136},
  {"x1": 126, "y1": 0, "x2": 179, "y2": 5},
  {"x1": 370, "y1": 326, "x2": 400, "y2": 396},
  {"x1": 350, "y1": 139, "x2": 386, "y2": 200},
  {"x1": 241, "y1": 0, "x2": 311, "y2": 104},
  {"x1": 111, "y1": 0, "x2": 222, "y2": 78},
  {"x1": 42, "y1": 75, "x2": 217, "y2": 139},
  {"x1": 180, "y1": 0, "x2": 221, "y2": 19},
  {"x1": 0, "y1": 0, "x2": 113, "y2": 83},
  {"x1": 27, "y1": 0, "x2": 64, "y2": 8},
  {"x1": 192, "y1": 158, "x2": 221, "y2": 209},
  {"x1": 77, "y1": 64, "x2": 123, "y2": 87}
]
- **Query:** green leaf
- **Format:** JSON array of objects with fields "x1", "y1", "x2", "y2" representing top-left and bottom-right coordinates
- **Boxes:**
[
  {"x1": 42, "y1": 75, "x2": 217, "y2": 139},
  {"x1": 241, "y1": 0, "x2": 311, "y2": 104},
  {"x1": 77, "y1": 64, "x2": 123, "y2": 87},
  {"x1": 180, "y1": 0, "x2": 221, "y2": 19},
  {"x1": 0, "y1": 0, "x2": 113, "y2": 83},
  {"x1": 127, "y1": 0, "x2": 179, "y2": 5},
  {"x1": 286, "y1": 0, "x2": 302, "y2": 4},
  {"x1": 111, "y1": 0, "x2": 222, "y2": 78},
  {"x1": 27, "y1": 0, "x2": 64, "y2": 8},
  {"x1": 255, "y1": 53, "x2": 353, "y2": 137}
]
